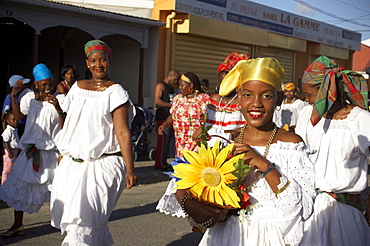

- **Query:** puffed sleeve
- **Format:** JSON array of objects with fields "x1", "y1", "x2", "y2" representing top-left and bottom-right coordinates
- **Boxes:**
[
  {"x1": 61, "y1": 85, "x2": 74, "y2": 113},
  {"x1": 19, "y1": 91, "x2": 35, "y2": 116},
  {"x1": 56, "y1": 93, "x2": 65, "y2": 107},
  {"x1": 270, "y1": 142, "x2": 315, "y2": 245},
  {"x1": 1, "y1": 128, "x2": 11, "y2": 142},
  {"x1": 295, "y1": 105, "x2": 313, "y2": 145},
  {"x1": 108, "y1": 84, "x2": 136, "y2": 125},
  {"x1": 355, "y1": 108, "x2": 370, "y2": 156}
]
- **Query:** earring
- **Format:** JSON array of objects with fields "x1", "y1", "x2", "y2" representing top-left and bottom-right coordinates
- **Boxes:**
[
  {"x1": 276, "y1": 105, "x2": 281, "y2": 111},
  {"x1": 36, "y1": 85, "x2": 38, "y2": 89},
  {"x1": 87, "y1": 66, "x2": 90, "y2": 68}
]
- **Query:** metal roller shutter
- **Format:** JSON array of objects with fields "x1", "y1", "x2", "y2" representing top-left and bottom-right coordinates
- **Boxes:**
[
  {"x1": 256, "y1": 46, "x2": 295, "y2": 84},
  {"x1": 173, "y1": 34, "x2": 252, "y2": 92}
]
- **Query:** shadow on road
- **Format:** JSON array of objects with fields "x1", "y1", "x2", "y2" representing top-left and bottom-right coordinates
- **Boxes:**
[
  {"x1": 1, "y1": 221, "x2": 59, "y2": 245},
  {"x1": 110, "y1": 202, "x2": 158, "y2": 221},
  {"x1": 167, "y1": 232, "x2": 203, "y2": 246}
]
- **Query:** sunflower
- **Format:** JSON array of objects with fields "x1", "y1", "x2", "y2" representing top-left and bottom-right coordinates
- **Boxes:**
[{"x1": 173, "y1": 140, "x2": 245, "y2": 208}]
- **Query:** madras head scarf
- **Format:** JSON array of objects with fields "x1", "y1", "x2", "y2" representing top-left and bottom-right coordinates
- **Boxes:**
[
  {"x1": 84, "y1": 40, "x2": 113, "y2": 58},
  {"x1": 284, "y1": 82, "x2": 299, "y2": 91},
  {"x1": 219, "y1": 57, "x2": 284, "y2": 96},
  {"x1": 33, "y1": 63, "x2": 53, "y2": 82},
  {"x1": 217, "y1": 52, "x2": 249, "y2": 74},
  {"x1": 302, "y1": 55, "x2": 368, "y2": 126}
]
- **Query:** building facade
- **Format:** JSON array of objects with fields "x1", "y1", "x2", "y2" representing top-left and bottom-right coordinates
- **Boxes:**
[
  {"x1": 152, "y1": 0, "x2": 361, "y2": 94},
  {"x1": 1, "y1": 0, "x2": 164, "y2": 106}
]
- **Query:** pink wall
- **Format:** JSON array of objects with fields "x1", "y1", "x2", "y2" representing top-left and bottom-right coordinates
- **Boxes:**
[{"x1": 353, "y1": 43, "x2": 370, "y2": 71}]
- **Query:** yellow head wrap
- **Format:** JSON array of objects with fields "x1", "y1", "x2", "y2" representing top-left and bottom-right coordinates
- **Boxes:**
[
  {"x1": 283, "y1": 82, "x2": 299, "y2": 91},
  {"x1": 180, "y1": 74, "x2": 191, "y2": 83},
  {"x1": 219, "y1": 57, "x2": 284, "y2": 96}
]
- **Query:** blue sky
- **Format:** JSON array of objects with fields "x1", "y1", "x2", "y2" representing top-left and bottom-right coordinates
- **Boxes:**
[{"x1": 248, "y1": 0, "x2": 370, "y2": 41}]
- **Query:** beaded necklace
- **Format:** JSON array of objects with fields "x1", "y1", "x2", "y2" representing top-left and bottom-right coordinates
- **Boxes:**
[{"x1": 238, "y1": 124, "x2": 278, "y2": 188}]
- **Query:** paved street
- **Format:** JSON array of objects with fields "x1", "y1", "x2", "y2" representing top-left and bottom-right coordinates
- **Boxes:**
[
  {"x1": 1, "y1": 160, "x2": 369, "y2": 246},
  {"x1": 0, "y1": 160, "x2": 203, "y2": 246}
]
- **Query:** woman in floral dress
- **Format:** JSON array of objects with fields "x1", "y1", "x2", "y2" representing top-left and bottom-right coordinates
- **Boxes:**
[{"x1": 158, "y1": 72, "x2": 210, "y2": 157}]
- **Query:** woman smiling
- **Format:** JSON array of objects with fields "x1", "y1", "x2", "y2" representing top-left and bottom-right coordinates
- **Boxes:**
[{"x1": 157, "y1": 58, "x2": 315, "y2": 246}]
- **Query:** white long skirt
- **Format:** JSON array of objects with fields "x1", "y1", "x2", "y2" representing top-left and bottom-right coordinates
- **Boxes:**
[
  {"x1": 301, "y1": 192, "x2": 370, "y2": 246},
  {"x1": 50, "y1": 155, "x2": 126, "y2": 246},
  {"x1": 0, "y1": 149, "x2": 57, "y2": 213}
]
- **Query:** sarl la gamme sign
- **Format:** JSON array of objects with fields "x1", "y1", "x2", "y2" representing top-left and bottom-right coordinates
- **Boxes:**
[{"x1": 175, "y1": 0, "x2": 361, "y2": 51}]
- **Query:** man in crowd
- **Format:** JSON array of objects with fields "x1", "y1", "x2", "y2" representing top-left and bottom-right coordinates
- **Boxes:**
[{"x1": 153, "y1": 69, "x2": 179, "y2": 171}]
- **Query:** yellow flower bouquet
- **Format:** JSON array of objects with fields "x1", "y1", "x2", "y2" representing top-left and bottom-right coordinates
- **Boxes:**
[
  {"x1": 165, "y1": 115, "x2": 253, "y2": 232},
  {"x1": 172, "y1": 140, "x2": 251, "y2": 209}
]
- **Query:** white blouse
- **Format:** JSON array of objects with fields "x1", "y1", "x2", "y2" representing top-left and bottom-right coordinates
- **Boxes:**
[
  {"x1": 157, "y1": 141, "x2": 315, "y2": 246},
  {"x1": 55, "y1": 83, "x2": 135, "y2": 162},
  {"x1": 1, "y1": 125, "x2": 19, "y2": 149},
  {"x1": 19, "y1": 91, "x2": 64, "y2": 150},
  {"x1": 296, "y1": 105, "x2": 370, "y2": 193},
  {"x1": 273, "y1": 99, "x2": 306, "y2": 128}
]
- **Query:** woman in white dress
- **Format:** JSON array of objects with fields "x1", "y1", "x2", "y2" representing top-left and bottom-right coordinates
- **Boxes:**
[
  {"x1": 157, "y1": 58, "x2": 315, "y2": 246},
  {"x1": 296, "y1": 56, "x2": 370, "y2": 246},
  {"x1": 50, "y1": 40, "x2": 137, "y2": 245},
  {"x1": 273, "y1": 82, "x2": 306, "y2": 132},
  {"x1": 0, "y1": 63, "x2": 65, "y2": 237}
]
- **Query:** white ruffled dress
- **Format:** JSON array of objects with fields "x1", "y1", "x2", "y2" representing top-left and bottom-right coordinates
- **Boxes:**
[
  {"x1": 0, "y1": 92, "x2": 64, "y2": 213},
  {"x1": 296, "y1": 105, "x2": 370, "y2": 246},
  {"x1": 273, "y1": 99, "x2": 306, "y2": 128},
  {"x1": 157, "y1": 141, "x2": 315, "y2": 246},
  {"x1": 50, "y1": 83, "x2": 135, "y2": 246}
]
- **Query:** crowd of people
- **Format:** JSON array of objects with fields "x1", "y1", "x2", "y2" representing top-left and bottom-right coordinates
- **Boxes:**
[
  {"x1": 0, "y1": 40, "x2": 137, "y2": 245},
  {"x1": 156, "y1": 55, "x2": 370, "y2": 246},
  {"x1": 0, "y1": 44, "x2": 370, "y2": 246}
]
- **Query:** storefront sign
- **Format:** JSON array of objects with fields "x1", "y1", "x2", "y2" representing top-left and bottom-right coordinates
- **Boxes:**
[{"x1": 175, "y1": 0, "x2": 361, "y2": 50}]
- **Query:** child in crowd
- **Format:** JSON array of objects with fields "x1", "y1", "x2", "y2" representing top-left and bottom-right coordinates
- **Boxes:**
[{"x1": 1, "y1": 111, "x2": 20, "y2": 185}]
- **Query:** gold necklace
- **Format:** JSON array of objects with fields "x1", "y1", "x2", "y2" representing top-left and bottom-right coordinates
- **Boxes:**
[
  {"x1": 92, "y1": 80, "x2": 111, "y2": 90},
  {"x1": 91, "y1": 80, "x2": 111, "y2": 88},
  {"x1": 238, "y1": 124, "x2": 278, "y2": 188},
  {"x1": 184, "y1": 90, "x2": 198, "y2": 98}
]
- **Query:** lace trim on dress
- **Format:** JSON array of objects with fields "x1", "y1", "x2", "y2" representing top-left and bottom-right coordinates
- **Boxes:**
[
  {"x1": 260, "y1": 141, "x2": 310, "y2": 154},
  {"x1": 0, "y1": 173, "x2": 50, "y2": 213},
  {"x1": 75, "y1": 83, "x2": 122, "y2": 97},
  {"x1": 62, "y1": 223, "x2": 114, "y2": 246},
  {"x1": 155, "y1": 179, "x2": 187, "y2": 218}
]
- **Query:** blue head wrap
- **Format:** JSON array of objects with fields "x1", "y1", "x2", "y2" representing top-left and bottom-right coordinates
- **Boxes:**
[{"x1": 33, "y1": 63, "x2": 53, "y2": 82}]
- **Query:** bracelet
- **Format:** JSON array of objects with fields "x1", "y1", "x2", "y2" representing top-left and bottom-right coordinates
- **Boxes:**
[
  {"x1": 261, "y1": 162, "x2": 276, "y2": 177},
  {"x1": 11, "y1": 95, "x2": 17, "y2": 97},
  {"x1": 57, "y1": 111, "x2": 64, "y2": 114},
  {"x1": 187, "y1": 216, "x2": 214, "y2": 229},
  {"x1": 179, "y1": 193, "x2": 193, "y2": 216},
  {"x1": 274, "y1": 180, "x2": 291, "y2": 195}
]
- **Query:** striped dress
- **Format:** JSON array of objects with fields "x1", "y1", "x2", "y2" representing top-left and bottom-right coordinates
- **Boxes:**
[{"x1": 205, "y1": 97, "x2": 246, "y2": 146}]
